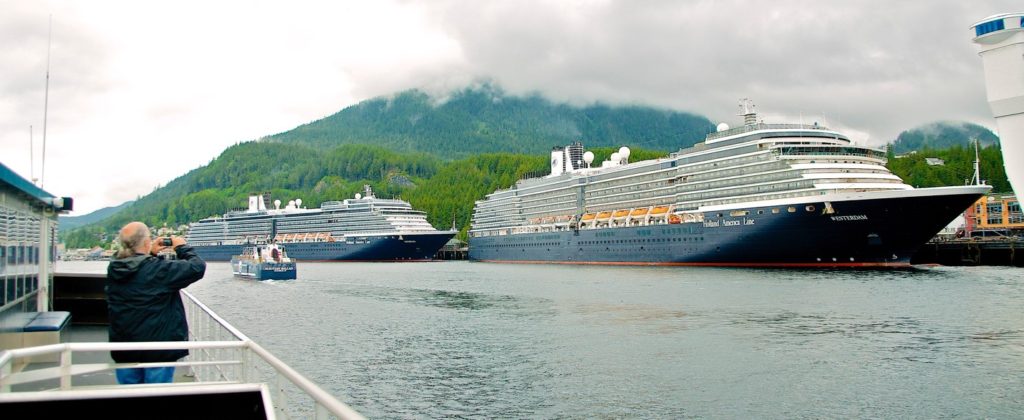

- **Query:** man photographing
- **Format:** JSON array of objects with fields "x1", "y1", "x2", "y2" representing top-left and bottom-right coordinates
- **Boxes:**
[{"x1": 106, "y1": 221, "x2": 206, "y2": 384}]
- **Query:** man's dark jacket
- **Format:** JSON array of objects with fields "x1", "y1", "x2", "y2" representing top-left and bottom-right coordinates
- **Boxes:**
[{"x1": 106, "y1": 245, "x2": 206, "y2": 363}]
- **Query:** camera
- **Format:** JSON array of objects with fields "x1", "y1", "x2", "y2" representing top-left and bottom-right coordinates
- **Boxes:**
[{"x1": 161, "y1": 237, "x2": 173, "y2": 246}]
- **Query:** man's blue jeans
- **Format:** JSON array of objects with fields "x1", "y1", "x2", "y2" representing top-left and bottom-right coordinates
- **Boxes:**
[{"x1": 115, "y1": 367, "x2": 175, "y2": 384}]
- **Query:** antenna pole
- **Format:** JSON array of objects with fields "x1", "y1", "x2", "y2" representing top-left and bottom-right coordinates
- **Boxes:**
[
  {"x1": 41, "y1": 15, "x2": 52, "y2": 188},
  {"x1": 30, "y1": 125, "x2": 35, "y2": 184},
  {"x1": 972, "y1": 138, "x2": 982, "y2": 186}
]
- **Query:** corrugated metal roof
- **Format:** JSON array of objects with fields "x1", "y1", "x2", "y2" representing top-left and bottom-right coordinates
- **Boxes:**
[{"x1": 0, "y1": 161, "x2": 64, "y2": 210}]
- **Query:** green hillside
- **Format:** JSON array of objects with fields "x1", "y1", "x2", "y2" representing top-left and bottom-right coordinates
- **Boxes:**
[
  {"x1": 264, "y1": 85, "x2": 715, "y2": 156},
  {"x1": 891, "y1": 122, "x2": 999, "y2": 154},
  {"x1": 61, "y1": 141, "x2": 669, "y2": 249},
  {"x1": 61, "y1": 87, "x2": 1012, "y2": 250},
  {"x1": 886, "y1": 144, "x2": 1009, "y2": 192},
  {"x1": 59, "y1": 200, "x2": 133, "y2": 233}
]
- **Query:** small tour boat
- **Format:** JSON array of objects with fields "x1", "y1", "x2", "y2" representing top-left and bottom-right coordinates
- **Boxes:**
[{"x1": 230, "y1": 243, "x2": 297, "y2": 280}]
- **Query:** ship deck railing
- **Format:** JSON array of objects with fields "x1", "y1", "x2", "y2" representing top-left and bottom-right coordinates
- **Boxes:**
[
  {"x1": 0, "y1": 289, "x2": 364, "y2": 420},
  {"x1": 705, "y1": 122, "x2": 833, "y2": 141}
]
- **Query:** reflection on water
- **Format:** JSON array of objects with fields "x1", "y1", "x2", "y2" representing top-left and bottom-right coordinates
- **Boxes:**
[{"x1": 58, "y1": 261, "x2": 1024, "y2": 418}]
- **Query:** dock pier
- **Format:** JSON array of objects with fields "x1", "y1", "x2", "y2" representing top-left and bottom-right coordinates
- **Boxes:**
[{"x1": 912, "y1": 238, "x2": 1023, "y2": 267}]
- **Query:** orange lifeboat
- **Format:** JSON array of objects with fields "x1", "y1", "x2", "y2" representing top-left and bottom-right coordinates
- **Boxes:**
[
  {"x1": 650, "y1": 206, "x2": 669, "y2": 215},
  {"x1": 669, "y1": 214, "x2": 682, "y2": 224},
  {"x1": 612, "y1": 209, "x2": 630, "y2": 219},
  {"x1": 581, "y1": 213, "x2": 596, "y2": 221},
  {"x1": 630, "y1": 208, "x2": 649, "y2": 217},
  {"x1": 596, "y1": 211, "x2": 612, "y2": 220}
]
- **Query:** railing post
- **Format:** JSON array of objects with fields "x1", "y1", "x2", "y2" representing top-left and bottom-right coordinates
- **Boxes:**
[
  {"x1": 1, "y1": 357, "x2": 11, "y2": 392},
  {"x1": 59, "y1": 346, "x2": 72, "y2": 389},
  {"x1": 276, "y1": 373, "x2": 288, "y2": 419}
]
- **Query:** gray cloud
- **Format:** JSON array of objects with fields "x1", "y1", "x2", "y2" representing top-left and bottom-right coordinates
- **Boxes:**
[
  {"x1": 384, "y1": 0, "x2": 1016, "y2": 144},
  {"x1": 0, "y1": 3, "x2": 111, "y2": 135},
  {"x1": 2, "y1": 0, "x2": 1018, "y2": 214}
]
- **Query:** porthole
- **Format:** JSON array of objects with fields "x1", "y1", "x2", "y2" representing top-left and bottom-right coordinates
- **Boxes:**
[{"x1": 806, "y1": 205, "x2": 815, "y2": 212}]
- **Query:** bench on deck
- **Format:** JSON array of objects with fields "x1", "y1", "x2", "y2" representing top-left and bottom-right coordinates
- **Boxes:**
[{"x1": 1, "y1": 311, "x2": 71, "y2": 364}]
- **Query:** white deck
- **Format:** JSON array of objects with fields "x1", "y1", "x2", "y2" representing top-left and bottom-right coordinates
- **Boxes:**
[{"x1": 0, "y1": 290, "x2": 364, "y2": 420}]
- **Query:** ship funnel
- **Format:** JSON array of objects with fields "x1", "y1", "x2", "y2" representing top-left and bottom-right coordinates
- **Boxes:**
[
  {"x1": 567, "y1": 141, "x2": 585, "y2": 170},
  {"x1": 550, "y1": 146, "x2": 565, "y2": 176}
]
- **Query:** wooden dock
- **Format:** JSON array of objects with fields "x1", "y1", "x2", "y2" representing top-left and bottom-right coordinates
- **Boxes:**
[{"x1": 912, "y1": 238, "x2": 1023, "y2": 267}]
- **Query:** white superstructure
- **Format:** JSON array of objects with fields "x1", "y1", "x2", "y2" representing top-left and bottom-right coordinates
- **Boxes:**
[
  {"x1": 471, "y1": 101, "x2": 912, "y2": 238},
  {"x1": 972, "y1": 12, "x2": 1024, "y2": 195}
]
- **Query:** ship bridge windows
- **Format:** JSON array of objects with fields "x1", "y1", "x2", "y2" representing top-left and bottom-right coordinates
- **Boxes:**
[{"x1": 975, "y1": 18, "x2": 1006, "y2": 36}]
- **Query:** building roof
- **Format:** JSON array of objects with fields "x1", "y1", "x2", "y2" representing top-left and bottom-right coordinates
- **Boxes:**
[{"x1": 0, "y1": 161, "x2": 70, "y2": 212}]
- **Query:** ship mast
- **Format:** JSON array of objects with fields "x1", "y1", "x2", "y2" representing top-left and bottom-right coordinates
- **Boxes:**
[
  {"x1": 970, "y1": 138, "x2": 984, "y2": 186},
  {"x1": 738, "y1": 98, "x2": 757, "y2": 126}
]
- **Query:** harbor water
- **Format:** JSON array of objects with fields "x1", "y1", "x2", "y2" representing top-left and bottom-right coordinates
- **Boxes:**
[{"x1": 62, "y1": 261, "x2": 1024, "y2": 418}]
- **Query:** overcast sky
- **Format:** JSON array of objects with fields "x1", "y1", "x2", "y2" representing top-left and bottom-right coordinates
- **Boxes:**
[{"x1": 1, "y1": 0, "x2": 1017, "y2": 214}]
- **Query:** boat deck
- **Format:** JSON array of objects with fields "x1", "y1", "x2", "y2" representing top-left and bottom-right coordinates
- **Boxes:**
[{"x1": 10, "y1": 325, "x2": 196, "y2": 392}]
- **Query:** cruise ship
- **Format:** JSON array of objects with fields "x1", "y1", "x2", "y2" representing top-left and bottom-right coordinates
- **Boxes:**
[
  {"x1": 186, "y1": 185, "x2": 455, "y2": 261},
  {"x1": 468, "y1": 100, "x2": 990, "y2": 267}
]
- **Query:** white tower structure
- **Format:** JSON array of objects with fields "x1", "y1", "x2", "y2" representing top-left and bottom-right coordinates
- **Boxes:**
[{"x1": 972, "y1": 13, "x2": 1024, "y2": 195}]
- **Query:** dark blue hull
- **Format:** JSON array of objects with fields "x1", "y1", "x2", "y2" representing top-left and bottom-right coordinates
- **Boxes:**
[
  {"x1": 195, "y1": 232, "x2": 455, "y2": 262},
  {"x1": 469, "y1": 190, "x2": 984, "y2": 267}
]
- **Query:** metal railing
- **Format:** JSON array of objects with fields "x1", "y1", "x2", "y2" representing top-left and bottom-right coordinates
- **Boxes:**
[
  {"x1": 705, "y1": 123, "x2": 831, "y2": 141},
  {"x1": 0, "y1": 290, "x2": 364, "y2": 420}
]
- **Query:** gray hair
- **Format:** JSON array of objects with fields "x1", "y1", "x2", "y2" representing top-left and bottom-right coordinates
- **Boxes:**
[{"x1": 117, "y1": 224, "x2": 150, "y2": 259}]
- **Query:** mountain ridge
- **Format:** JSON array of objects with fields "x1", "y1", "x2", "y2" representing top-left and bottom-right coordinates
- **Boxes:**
[
  {"x1": 891, "y1": 121, "x2": 999, "y2": 154},
  {"x1": 59, "y1": 86, "x2": 1009, "y2": 249},
  {"x1": 261, "y1": 85, "x2": 716, "y2": 156}
]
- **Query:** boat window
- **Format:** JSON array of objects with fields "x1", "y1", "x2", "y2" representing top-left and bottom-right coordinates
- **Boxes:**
[
  {"x1": 787, "y1": 207, "x2": 796, "y2": 213},
  {"x1": 806, "y1": 205, "x2": 815, "y2": 212},
  {"x1": 975, "y1": 18, "x2": 1006, "y2": 36}
]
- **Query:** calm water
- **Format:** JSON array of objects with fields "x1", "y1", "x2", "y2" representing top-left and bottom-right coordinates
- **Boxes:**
[{"x1": 63, "y1": 261, "x2": 1024, "y2": 418}]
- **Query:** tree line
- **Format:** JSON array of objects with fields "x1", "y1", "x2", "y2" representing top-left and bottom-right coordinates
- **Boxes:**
[{"x1": 62, "y1": 140, "x2": 1010, "y2": 250}]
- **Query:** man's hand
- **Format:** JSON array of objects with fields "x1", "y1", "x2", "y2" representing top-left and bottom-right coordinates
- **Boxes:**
[{"x1": 150, "y1": 236, "x2": 187, "y2": 255}]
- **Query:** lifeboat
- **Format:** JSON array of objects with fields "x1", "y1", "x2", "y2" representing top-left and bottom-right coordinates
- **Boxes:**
[
  {"x1": 542, "y1": 216, "x2": 556, "y2": 224},
  {"x1": 581, "y1": 213, "x2": 596, "y2": 221},
  {"x1": 557, "y1": 215, "x2": 572, "y2": 222},
  {"x1": 596, "y1": 211, "x2": 612, "y2": 220},
  {"x1": 650, "y1": 206, "x2": 669, "y2": 215},
  {"x1": 612, "y1": 209, "x2": 630, "y2": 219},
  {"x1": 669, "y1": 214, "x2": 682, "y2": 224},
  {"x1": 630, "y1": 208, "x2": 649, "y2": 217}
]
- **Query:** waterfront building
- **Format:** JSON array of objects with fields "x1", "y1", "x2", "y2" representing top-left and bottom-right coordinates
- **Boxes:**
[{"x1": 965, "y1": 194, "x2": 1024, "y2": 236}]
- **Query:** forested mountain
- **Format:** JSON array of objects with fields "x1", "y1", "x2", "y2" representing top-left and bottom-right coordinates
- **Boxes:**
[
  {"x1": 887, "y1": 144, "x2": 1009, "y2": 192},
  {"x1": 59, "y1": 200, "x2": 133, "y2": 232},
  {"x1": 60, "y1": 141, "x2": 665, "y2": 248},
  {"x1": 59, "y1": 86, "x2": 1012, "y2": 250},
  {"x1": 890, "y1": 122, "x2": 999, "y2": 154},
  {"x1": 263, "y1": 85, "x2": 715, "y2": 156}
]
